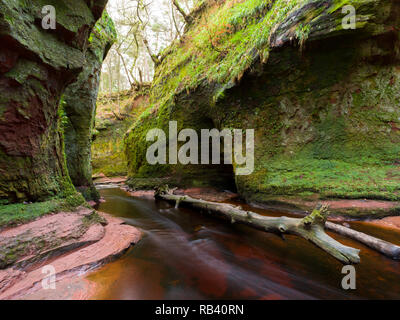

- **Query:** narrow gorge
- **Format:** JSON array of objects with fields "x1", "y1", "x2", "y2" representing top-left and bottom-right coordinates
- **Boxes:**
[{"x1": 1, "y1": 0, "x2": 400, "y2": 301}]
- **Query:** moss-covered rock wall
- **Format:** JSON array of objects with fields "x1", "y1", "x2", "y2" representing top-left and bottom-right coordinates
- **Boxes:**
[
  {"x1": 125, "y1": 0, "x2": 400, "y2": 204},
  {"x1": 0, "y1": 0, "x2": 108, "y2": 203},
  {"x1": 92, "y1": 89, "x2": 149, "y2": 178},
  {"x1": 63, "y1": 11, "x2": 116, "y2": 201}
]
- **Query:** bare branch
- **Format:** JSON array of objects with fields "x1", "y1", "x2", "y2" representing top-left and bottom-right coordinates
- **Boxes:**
[
  {"x1": 155, "y1": 188, "x2": 360, "y2": 264},
  {"x1": 172, "y1": 0, "x2": 193, "y2": 25},
  {"x1": 143, "y1": 38, "x2": 160, "y2": 65}
]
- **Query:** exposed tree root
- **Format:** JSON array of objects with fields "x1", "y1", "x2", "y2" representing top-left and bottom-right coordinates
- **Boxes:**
[{"x1": 155, "y1": 187, "x2": 360, "y2": 264}]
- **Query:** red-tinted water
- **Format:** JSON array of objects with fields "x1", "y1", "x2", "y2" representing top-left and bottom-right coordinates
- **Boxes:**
[{"x1": 88, "y1": 188, "x2": 400, "y2": 299}]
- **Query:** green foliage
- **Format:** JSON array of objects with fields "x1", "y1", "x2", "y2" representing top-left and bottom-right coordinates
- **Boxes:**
[
  {"x1": 295, "y1": 23, "x2": 311, "y2": 50},
  {"x1": 58, "y1": 95, "x2": 69, "y2": 129}
]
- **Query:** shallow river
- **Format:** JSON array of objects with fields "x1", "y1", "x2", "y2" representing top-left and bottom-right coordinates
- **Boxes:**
[{"x1": 88, "y1": 188, "x2": 400, "y2": 299}]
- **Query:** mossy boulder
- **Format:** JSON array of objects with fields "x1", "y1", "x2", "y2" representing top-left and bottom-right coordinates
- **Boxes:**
[
  {"x1": 125, "y1": 0, "x2": 400, "y2": 206},
  {"x1": 64, "y1": 11, "x2": 116, "y2": 201},
  {"x1": 0, "y1": 0, "x2": 108, "y2": 203}
]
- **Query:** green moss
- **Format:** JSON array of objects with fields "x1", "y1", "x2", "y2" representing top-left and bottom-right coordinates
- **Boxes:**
[
  {"x1": 92, "y1": 114, "x2": 132, "y2": 177},
  {"x1": 125, "y1": 0, "x2": 400, "y2": 213},
  {"x1": 32, "y1": 0, "x2": 94, "y2": 33},
  {"x1": 92, "y1": 90, "x2": 149, "y2": 177},
  {"x1": 242, "y1": 157, "x2": 400, "y2": 201},
  {"x1": 63, "y1": 11, "x2": 116, "y2": 201},
  {"x1": 236, "y1": 60, "x2": 400, "y2": 203},
  {"x1": 89, "y1": 10, "x2": 117, "y2": 60},
  {"x1": 5, "y1": 59, "x2": 47, "y2": 84},
  {"x1": 81, "y1": 211, "x2": 107, "y2": 228},
  {"x1": 0, "y1": 0, "x2": 91, "y2": 70},
  {"x1": 125, "y1": 0, "x2": 368, "y2": 178},
  {"x1": 0, "y1": 193, "x2": 85, "y2": 229},
  {"x1": 143, "y1": 0, "x2": 365, "y2": 113},
  {"x1": 0, "y1": 1, "x2": 107, "y2": 203},
  {"x1": 0, "y1": 93, "x2": 85, "y2": 225}
]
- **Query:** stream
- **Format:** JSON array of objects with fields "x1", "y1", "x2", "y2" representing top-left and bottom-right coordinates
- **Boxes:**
[{"x1": 88, "y1": 188, "x2": 400, "y2": 299}]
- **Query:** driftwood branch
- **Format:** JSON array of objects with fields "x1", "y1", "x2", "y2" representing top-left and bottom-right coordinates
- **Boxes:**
[
  {"x1": 171, "y1": 1, "x2": 182, "y2": 38},
  {"x1": 326, "y1": 222, "x2": 400, "y2": 260},
  {"x1": 155, "y1": 188, "x2": 360, "y2": 264}
]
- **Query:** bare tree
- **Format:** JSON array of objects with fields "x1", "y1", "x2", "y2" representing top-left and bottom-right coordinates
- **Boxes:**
[{"x1": 99, "y1": 0, "x2": 195, "y2": 93}]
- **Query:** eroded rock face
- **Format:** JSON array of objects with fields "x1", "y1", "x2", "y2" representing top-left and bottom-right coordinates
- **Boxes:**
[
  {"x1": 0, "y1": 210, "x2": 142, "y2": 300},
  {"x1": 0, "y1": 0, "x2": 107, "y2": 203},
  {"x1": 64, "y1": 12, "x2": 116, "y2": 201},
  {"x1": 0, "y1": 207, "x2": 104, "y2": 270},
  {"x1": 125, "y1": 0, "x2": 400, "y2": 207}
]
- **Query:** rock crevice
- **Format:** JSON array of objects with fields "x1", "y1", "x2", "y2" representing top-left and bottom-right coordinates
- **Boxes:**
[{"x1": 0, "y1": 0, "x2": 108, "y2": 203}]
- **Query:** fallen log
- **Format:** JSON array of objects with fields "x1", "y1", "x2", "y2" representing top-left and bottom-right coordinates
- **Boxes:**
[
  {"x1": 155, "y1": 188, "x2": 360, "y2": 264},
  {"x1": 325, "y1": 222, "x2": 400, "y2": 260}
]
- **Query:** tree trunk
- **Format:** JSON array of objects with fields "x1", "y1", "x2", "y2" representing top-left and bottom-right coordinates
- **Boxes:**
[
  {"x1": 155, "y1": 188, "x2": 360, "y2": 264},
  {"x1": 326, "y1": 222, "x2": 400, "y2": 260}
]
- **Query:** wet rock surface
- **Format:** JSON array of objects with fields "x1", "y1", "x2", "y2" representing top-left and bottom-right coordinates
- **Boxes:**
[
  {"x1": 0, "y1": 210, "x2": 141, "y2": 300},
  {"x1": 367, "y1": 216, "x2": 400, "y2": 232},
  {"x1": 0, "y1": 207, "x2": 104, "y2": 270}
]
